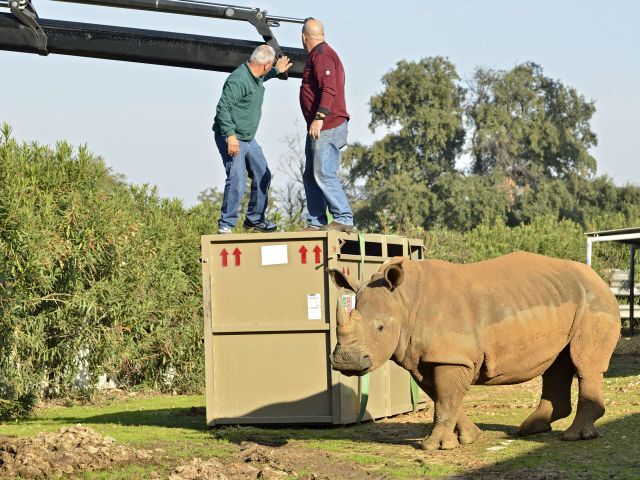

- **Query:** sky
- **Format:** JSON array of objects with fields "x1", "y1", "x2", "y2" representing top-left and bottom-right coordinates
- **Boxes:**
[{"x1": 1, "y1": 0, "x2": 639, "y2": 207}]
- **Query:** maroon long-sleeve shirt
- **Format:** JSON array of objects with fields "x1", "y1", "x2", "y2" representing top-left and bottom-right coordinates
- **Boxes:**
[{"x1": 299, "y1": 42, "x2": 350, "y2": 131}]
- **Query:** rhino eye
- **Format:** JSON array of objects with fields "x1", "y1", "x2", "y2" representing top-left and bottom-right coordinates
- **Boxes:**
[{"x1": 377, "y1": 325, "x2": 384, "y2": 332}]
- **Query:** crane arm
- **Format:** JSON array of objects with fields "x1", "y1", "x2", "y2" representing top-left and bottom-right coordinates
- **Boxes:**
[{"x1": 0, "y1": 0, "x2": 306, "y2": 77}]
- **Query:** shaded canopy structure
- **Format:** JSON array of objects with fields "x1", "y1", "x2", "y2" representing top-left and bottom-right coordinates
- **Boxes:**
[{"x1": 586, "y1": 227, "x2": 639, "y2": 336}]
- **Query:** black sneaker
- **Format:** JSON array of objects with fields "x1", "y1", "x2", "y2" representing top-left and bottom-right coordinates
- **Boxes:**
[{"x1": 243, "y1": 220, "x2": 278, "y2": 233}]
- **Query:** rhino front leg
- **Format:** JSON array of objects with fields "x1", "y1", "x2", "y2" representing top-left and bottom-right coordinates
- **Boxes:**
[
  {"x1": 417, "y1": 380, "x2": 481, "y2": 446},
  {"x1": 422, "y1": 364, "x2": 473, "y2": 451}
]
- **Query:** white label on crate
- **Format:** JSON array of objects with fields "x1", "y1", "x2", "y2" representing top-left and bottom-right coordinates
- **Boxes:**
[
  {"x1": 260, "y1": 244, "x2": 288, "y2": 265},
  {"x1": 341, "y1": 294, "x2": 356, "y2": 314},
  {"x1": 307, "y1": 293, "x2": 322, "y2": 320}
]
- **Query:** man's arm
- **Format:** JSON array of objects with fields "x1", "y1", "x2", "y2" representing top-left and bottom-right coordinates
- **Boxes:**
[
  {"x1": 307, "y1": 52, "x2": 337, "y2": 139},
  {"x1": 313, "y1": 52, "x2": 338, "y2": 116}
]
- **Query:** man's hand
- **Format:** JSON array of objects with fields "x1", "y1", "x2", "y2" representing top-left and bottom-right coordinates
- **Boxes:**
[
  {"x1": 275, "y1": 56, "x2": 293, "y2": 74},
  {"x1": 309, "y1": 119, "x2": 323, "y2": 140},
  {"x1": 227, "y1": 135, "x2": 240, "y2": 157}
]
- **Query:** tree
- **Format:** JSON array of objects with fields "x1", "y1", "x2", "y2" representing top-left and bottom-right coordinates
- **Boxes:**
[
  {"x1": 430, "y1": 173, "x2": 513, "y2": 231},
  {"x1": 466, "y1": 62, "x2": 597, "y2": 186},
  {"x1": 273, "y1": 127, "x2": 307, "y2": 230},
  {"x1": 345, "y1": 56, "x2": 466, "y2": 230}
]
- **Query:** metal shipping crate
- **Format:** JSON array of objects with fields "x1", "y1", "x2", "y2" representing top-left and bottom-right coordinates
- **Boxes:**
[{"x1": 201, "y1": 231, "x2": 427, "y2": 425}]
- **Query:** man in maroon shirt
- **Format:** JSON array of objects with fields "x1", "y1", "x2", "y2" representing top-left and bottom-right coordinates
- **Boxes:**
[{"x1": 299, "y1": 18, "x2": 354, "y2": 232}]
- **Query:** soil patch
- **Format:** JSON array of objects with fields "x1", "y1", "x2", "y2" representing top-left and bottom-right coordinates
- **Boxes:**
[
  {"x1": 0, "y1": 425, "x2": 153, "y2": 479},
  {"x1": 170, "y1": 441, "x2": 382, "y2": 480}
]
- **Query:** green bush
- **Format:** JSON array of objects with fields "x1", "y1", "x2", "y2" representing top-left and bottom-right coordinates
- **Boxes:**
[
  {"x1": 0, "y1": 124, "x2": 217, "y2": 419},
  {"x1": 408, "y1": 214, "x2": 633, "y2": 279}
]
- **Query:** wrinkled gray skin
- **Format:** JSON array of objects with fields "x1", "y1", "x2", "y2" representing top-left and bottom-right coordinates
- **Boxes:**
[{"x1": 328, "y1": 253, "x2": 620, "y2": 451}]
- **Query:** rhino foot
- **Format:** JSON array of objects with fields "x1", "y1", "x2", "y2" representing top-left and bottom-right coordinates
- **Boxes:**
[
  {"x1": 561, "y1": 424, "x2": 598, "y2": 441},
  {"x1": 457, "y1": 421, "x2": 482, "y2": 445},
  {"x1": 421, "y1": 428, "x2": 460, "y2": 451},
  {"x1": 517, "y1": 419, "x2": 552, "y2": 437}
]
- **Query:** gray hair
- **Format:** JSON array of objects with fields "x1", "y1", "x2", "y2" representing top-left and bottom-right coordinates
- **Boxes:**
[{"x1": 249, "y1": 45, "x2": 276, "y2": 65}]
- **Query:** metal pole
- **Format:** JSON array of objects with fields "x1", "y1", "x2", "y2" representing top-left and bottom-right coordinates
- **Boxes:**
[
  {"x1": 630, "y1": 245, "x2": 636, "y2": 337},
  {"x1": 586, "y1": 238, "x2": 593, "y2": 266},
  {"x1": 53, "y1": 0, "x2": 304, "y2": 24},
  {"x1": 54, "y1": 0, "x2": 231, "y2": 16}
]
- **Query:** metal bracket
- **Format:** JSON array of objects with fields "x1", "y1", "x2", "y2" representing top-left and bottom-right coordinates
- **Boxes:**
[
  {"x1": 222, "y1": 7, "x2": 281, "y2": 55},
  {"x1": 9, "y1": 0, "x2": 47, "y2": 54},
  {"x1": 220, "y1": 6, "x2": 299, "y2": 80}
]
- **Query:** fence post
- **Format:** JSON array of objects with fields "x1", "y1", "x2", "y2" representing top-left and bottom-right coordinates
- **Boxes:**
[{"x1": 630, "y1": 245, "x2": 636, "y2": 337}]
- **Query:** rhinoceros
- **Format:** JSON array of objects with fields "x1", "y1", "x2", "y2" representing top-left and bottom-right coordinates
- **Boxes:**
[{"x1": 327, "y1": 252, "x2": 620, "y2": 450}]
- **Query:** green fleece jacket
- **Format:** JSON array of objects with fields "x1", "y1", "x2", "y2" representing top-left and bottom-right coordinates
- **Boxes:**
[{"x1": 213, "y1": 63, "x2": 279, "y2": 141}]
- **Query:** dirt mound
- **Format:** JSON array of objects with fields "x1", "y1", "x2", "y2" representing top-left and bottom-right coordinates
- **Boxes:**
[
  {"x1": 169, "y1": 442, "x2": 299, "y2": 480},
  {"x1": 615, "y1": 336, "x2": 640, "y2": 355},
  {"x1": 169, "y1": 458, "x2": 232, "y2": 480},
  {"x1": 0, "y1": 425, "x2": 152, "y2": 479}
]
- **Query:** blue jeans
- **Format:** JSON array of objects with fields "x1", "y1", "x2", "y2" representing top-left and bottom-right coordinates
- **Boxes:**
[
  {"x1": 215, "y1": 133, "x2": 271, "y2": 228},
  {"x1": 303, "y1": 120, "x2": 353, "y2": 227}
]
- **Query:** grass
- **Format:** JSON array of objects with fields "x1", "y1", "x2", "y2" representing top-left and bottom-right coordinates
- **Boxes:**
[{"x1": 1, "y1": 355, "x2": 639, "y2": 479}]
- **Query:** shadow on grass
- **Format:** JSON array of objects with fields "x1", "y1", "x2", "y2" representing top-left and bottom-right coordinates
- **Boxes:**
[
  {"x1": 52, "y1": 406, "x2": 209, "y2": 431},
  {"x1": 208, "y1": 420, "x2": 520, "y2": 450},
  {"x1": 454, "y1": 413, "x2": 640, "y2": 480},
  {"x1": 54, "y1": 403, "x2": 513, "y2": 451}
]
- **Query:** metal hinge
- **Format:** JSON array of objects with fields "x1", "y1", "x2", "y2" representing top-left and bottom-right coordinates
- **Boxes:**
[{"x1": 9, "y1": 0, "x2": 48, "y2": 54}]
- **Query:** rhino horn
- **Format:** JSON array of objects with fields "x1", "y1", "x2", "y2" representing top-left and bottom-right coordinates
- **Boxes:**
[{"x1": 336, "y1": 301, "x2": 354, "y2": 335}]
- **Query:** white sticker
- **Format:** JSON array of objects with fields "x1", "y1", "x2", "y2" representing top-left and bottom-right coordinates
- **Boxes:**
[
  {"x1": 261, "y1": 245, "x2": 288, "y2": 266},
  {"x1": 325, "y1": 70, "x2": 331, "y2": 76},
  {"x1": 307, "y1": 293, "x2": 322, "y2": 320},
  {"x1": 341, "y1": 294, "x2": 356, "y2": 313}
]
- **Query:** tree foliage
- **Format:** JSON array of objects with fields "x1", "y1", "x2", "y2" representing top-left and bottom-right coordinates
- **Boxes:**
[
  {"x1": 466, "y1": 62, "x2": 597, "y2": 184},
  {"x1": 341, "y1": 57, "x2": 637, "y2": 232},
  {"x1": 367, "y1": 56, "x2": 466, "y2": 178},
  {"x1": 344, "y1": 57, "x2": 465, "y2": 230}
]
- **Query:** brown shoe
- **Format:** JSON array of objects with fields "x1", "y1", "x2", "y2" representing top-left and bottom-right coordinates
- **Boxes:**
[{"x1": 319, "y1": 221, "x2": 356, "y2": 233}]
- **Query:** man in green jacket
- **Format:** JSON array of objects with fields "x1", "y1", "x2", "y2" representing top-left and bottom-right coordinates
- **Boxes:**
[{"x1": 213, "y1": 45, "x2": 292, "y2": 234}]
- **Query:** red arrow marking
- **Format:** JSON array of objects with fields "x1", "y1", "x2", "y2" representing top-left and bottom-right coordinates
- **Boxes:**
[
  {"x1": 220, "y1": 248, "x2": 229, "y2": 267},
  {"x1": 232, "y1": 247, "x2": 242, "y2": 266},
  {"x1": 299, "y1": 245, "x2": 308, "y2": 264},
  {"x1": 313, "y1": 245, "x2": 322, "y2": 264}
]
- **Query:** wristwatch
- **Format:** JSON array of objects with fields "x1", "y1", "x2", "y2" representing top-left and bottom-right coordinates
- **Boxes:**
[{"x1": 314, "y1": 113, "x2": 325, "y2": 121}]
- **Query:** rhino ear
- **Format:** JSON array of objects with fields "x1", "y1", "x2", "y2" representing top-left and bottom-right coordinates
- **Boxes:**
[
  {"x1": 383, "y1": 260, "x2": 404, "y2": 291},
  {"x1": 326, "y1": 268, "x2": 361, "y2": 293}
]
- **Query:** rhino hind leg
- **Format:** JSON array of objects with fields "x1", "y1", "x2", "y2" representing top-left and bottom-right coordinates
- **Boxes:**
[
  {"x1": 561, "y1": 373, "x2": 605, "y2": 441},
  {"x1": 518, "y1": 347, "x2": 574, "y2": 437},
  {"x1": 561, "y1": 309, "x2": 618, "y2": 441}
]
